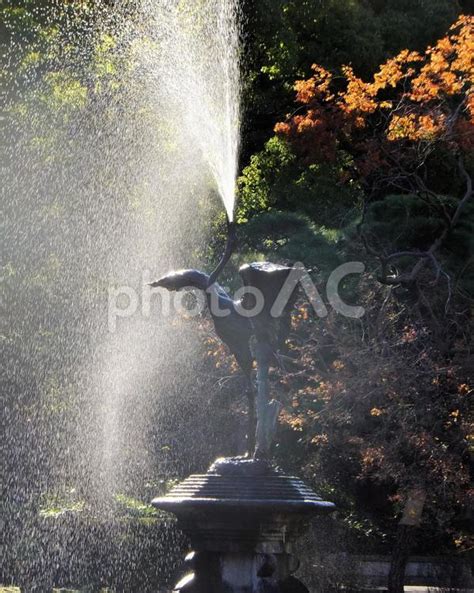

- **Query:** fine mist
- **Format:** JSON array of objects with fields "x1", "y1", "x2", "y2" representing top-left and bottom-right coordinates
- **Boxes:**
[{"x1": 3, "y1": 0, "x2": 241, "y2": 512}]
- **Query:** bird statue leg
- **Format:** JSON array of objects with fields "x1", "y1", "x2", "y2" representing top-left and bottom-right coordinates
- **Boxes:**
[
  {"x1": 245, "y1": 376, "x2": 256, "y2": 454},
  {"x1": 253, "y1": 342, "x2": 282, "y2": 459}
]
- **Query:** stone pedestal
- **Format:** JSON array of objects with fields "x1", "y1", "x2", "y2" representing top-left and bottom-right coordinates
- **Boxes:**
[{"x1": 152, "y1": 457, "x2": 335, "y2": 593}]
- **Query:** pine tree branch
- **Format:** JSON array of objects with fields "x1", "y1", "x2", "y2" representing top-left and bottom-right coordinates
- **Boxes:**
[{"x1": 377, "y1": 157, "x2": 472, "y2": 291}]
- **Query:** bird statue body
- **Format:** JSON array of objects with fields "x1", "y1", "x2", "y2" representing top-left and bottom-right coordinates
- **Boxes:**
[
  {"x1": 149, "y1": 269, "x2": 256, "y2": 452},
  {"x1": 149, "y1": 221, "x2": 299, "y2": 458}
]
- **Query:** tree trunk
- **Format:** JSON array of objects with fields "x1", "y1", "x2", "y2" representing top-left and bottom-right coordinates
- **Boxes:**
[{"x1": 387, "y1": 523, "x2": 414, "y2": 593}]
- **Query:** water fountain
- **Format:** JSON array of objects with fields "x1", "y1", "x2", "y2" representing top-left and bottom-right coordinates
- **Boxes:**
[
  {"x1": 144, "y1": 7, "x2": 338, "y2": 572},
  {"x1": 151, "y1": 237, "x2": 335, "y2": 592}
]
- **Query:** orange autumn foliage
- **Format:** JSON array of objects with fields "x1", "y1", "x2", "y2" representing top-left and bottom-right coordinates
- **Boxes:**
[{"x1": 275, "y1": 16, "x2": 473, "y2": 178}]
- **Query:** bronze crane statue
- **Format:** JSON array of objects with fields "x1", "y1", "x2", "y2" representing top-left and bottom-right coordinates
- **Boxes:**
[
  {"x1": 149, "y1": 221, "x2": 257, "y2": 452},
  {"x1": 150, "y1": 219, "x2": 300, "y2": 457}
]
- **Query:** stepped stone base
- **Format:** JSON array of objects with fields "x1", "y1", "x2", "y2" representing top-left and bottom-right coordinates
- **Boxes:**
[{"x1": 152, "y1": 457, "x2": 335, "y2": 593}]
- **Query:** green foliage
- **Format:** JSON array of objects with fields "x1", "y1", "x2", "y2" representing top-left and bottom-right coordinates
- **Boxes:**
[
  {"x1": 38, "y1": 489, "x2": 85, "y2": 518},
  {"x1": 113, "y1": 494, "x2": 160, "y2": 519},
  {"x1": 39, "y1": 501, "x2": 85, "y2": 519},
  {"x1": 237, "y1": 136, "x2": 294, "y2": 218},
  {"x1": 240, "y1": 210, "x2": 342, "y2": 272},
  {"x1": 2, "y1": 1, "x2": 130, "y2": 131},
  {"x1": 237, "y1": 136, "x2": 360, "y2": 226}
]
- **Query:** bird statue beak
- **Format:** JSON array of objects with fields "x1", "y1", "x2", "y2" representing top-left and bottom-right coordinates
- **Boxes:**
[
  {"x1": 147, "y1": 269, "x2": 207, "y2": 291},
  {"x1": 148, "y1": 277, "x2": 170, "y2": 289},
  {"x1": 148, "y1": 272, "x2": 185, "y2": 291}
]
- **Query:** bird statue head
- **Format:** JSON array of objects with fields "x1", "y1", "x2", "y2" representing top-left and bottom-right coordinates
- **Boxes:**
[{"x1": 149, "y1": 269, "x2": 209, "y2": 292}]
